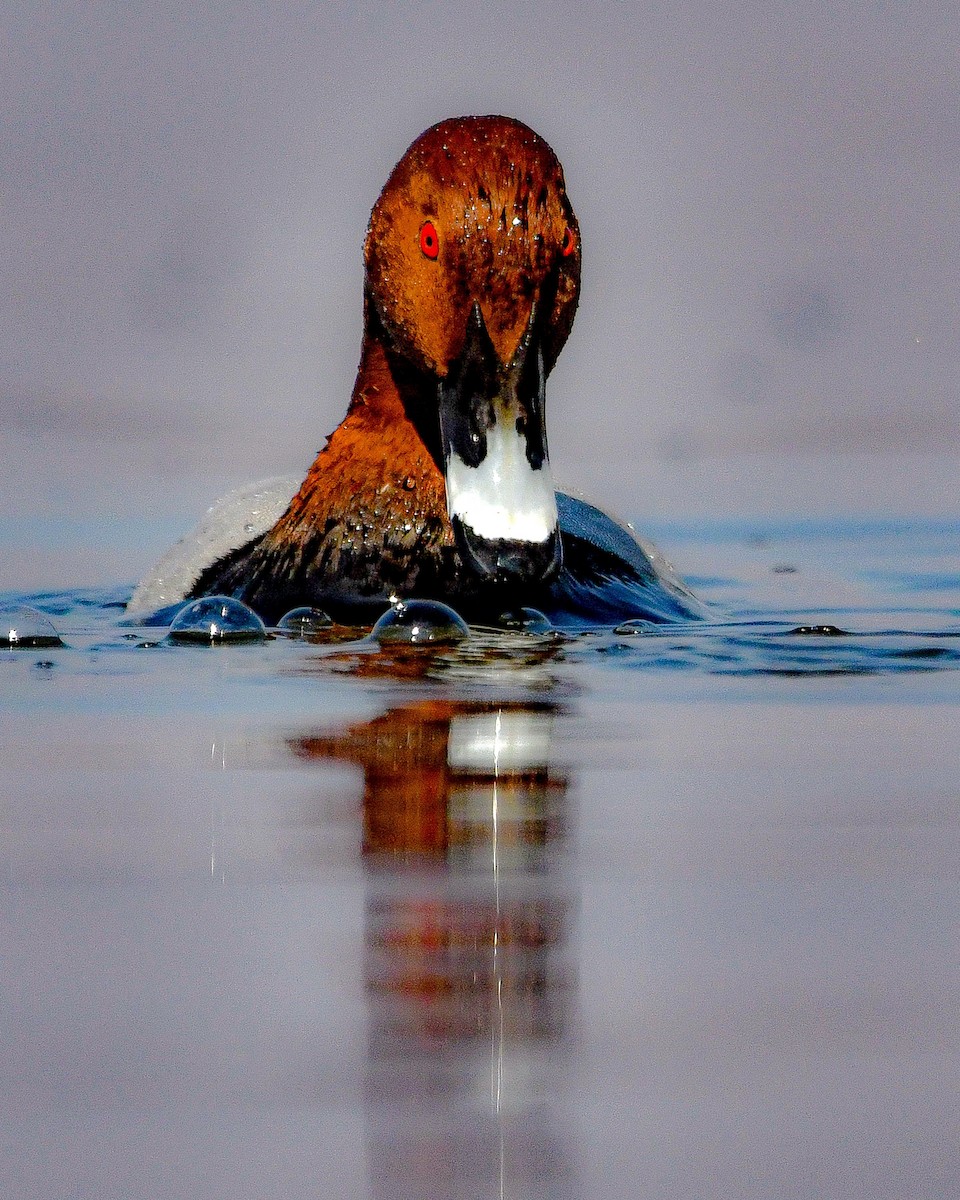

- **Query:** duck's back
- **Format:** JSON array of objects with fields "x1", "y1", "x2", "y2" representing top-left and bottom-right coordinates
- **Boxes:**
[{"x1": 548, "y1": 493, "x2": 704, "y2": 626}]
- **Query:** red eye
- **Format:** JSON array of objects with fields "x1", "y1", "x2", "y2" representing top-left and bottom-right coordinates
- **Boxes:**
[
  {"x1": 419, "y1": 221, "x2": 439, "y2": 259},
  {"x1": 561, "y1": 227, "x2": 577, "y2": 257}
]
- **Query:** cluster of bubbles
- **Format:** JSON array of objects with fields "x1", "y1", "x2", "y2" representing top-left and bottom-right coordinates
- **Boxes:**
[
  {"x1": 3, "y1": 593, "x2": 566, "y2": 652},
  {"x1": 162, "y1": 595, "x2": 479, "y2": 647}
]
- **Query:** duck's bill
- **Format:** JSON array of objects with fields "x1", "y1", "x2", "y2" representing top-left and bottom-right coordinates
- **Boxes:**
[{"x1": 438, "y1": 303, "x2": 563, "y2": 587}]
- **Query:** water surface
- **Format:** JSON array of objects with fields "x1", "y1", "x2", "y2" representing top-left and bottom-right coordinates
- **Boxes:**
[{"x1": 1, "y1": 517, "x2": 957, "y2": 1199}]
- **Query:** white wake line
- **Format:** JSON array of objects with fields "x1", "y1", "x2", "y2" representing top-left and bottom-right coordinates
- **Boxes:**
[{"x1": 126, "y1": 475, "x2": 300, "y2": 616}]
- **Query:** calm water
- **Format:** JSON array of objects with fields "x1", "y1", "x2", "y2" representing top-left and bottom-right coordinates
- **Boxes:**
[{"x1": 2, "y1": 516, "x2": 958, "y2": 1199}]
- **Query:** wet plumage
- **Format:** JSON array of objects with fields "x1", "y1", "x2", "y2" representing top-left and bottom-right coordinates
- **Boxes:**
[{"x1": 131, "y1": 116, "x2": 702, "y2": 626}]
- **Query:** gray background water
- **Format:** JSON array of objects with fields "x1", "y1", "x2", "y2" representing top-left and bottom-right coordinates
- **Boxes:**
[{"x1": 2, "y1": 1, "x2": 957, "y2": 590}]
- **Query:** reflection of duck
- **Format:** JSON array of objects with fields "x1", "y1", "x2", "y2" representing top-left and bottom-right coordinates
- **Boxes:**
[
  {"x1": 290, "y1": 698, "x2": 572, "y2": 1036},
  {"x1": 292, "y1": 698, "x2": 576, "y2": 1197},
  {"x1": 290, "y1": 699, "x2": 567, "y2": 861},
  {"x1": 129, "y1": 115, "x2": 701, "y2": 626}
]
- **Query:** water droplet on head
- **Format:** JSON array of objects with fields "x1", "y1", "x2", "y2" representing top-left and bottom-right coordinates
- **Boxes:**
[
  {"x1": 1, "y1": 606, "x2": 63, "y2": 648},
  {"x1": 371, "y1": 599, "x2": 470, "y2": 646},
  {"x1": 167, "y1": 596, "x2": 266, "y2": 644},
  {"x1": 275, "y1": 606, "x2": 333, "y2": 638}
]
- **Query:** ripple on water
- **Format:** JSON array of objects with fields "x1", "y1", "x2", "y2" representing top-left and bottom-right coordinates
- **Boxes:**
[
  {"x1": 0, "y1": 535, "x2": 958, "y2": 683},
  {"x1": 588, "y1": 622, "x2": 960, "y2": 677}
]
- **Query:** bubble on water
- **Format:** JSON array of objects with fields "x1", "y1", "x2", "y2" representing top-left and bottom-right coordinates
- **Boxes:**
[
  {"x1": 496, "y1": 607, "x2": 554, "y2": 634},
  {"x1": 371, "y1": 599, "x2": 469, "y2": 646},
  {"x1": 613, "y1": 618, "x2": 657, "y2": 636},
  {"x1": 276, "y1": 607, "x2": 333, "y2": 638},
  {"x1": 167, "y1": 596, "x2": 266, "y2": 644},
  {"x1": 787, "y1": 624, "x2": 850, "y2": 637},
  {"x1": 1, "y1": 606, "x2": 63, "y2": 648}
]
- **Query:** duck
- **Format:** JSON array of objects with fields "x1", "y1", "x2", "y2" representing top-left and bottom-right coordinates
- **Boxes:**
[{"x1": 128, "y1": 115, "x2": 703, "y2": 628}]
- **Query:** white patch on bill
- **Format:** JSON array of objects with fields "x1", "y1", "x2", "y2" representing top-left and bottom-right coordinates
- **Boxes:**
[{"x1": 445, "y1": 418, "x2": 557, "y2": 543}]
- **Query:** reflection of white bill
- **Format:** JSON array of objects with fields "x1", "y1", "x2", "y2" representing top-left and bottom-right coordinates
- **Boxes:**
[{"x1": 447, "y1": 710, "x2": 554, "y2": 775}]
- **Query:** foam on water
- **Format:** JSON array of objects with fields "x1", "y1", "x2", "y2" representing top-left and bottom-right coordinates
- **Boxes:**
[{"x1": 126, "y1": 476, "x2": 300, "y2": 618}]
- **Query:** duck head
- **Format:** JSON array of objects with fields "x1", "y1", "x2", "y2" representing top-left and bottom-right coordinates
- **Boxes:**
[{"x1": 364, "y1": 115, "x2": 581, "y2": 589}]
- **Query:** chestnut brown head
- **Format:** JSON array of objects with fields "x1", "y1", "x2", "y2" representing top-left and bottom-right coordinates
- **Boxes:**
[
  {"x1": 364, "y1": 116, "x2": 581, "y2": 590},
  {"x1": 364, "y1": 114, "x2": 580, "y2": 378}
]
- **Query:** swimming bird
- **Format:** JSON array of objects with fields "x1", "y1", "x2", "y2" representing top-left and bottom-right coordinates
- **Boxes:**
[{"x1": 128, "y1": 116, "x2": 701, "y2": 627}]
